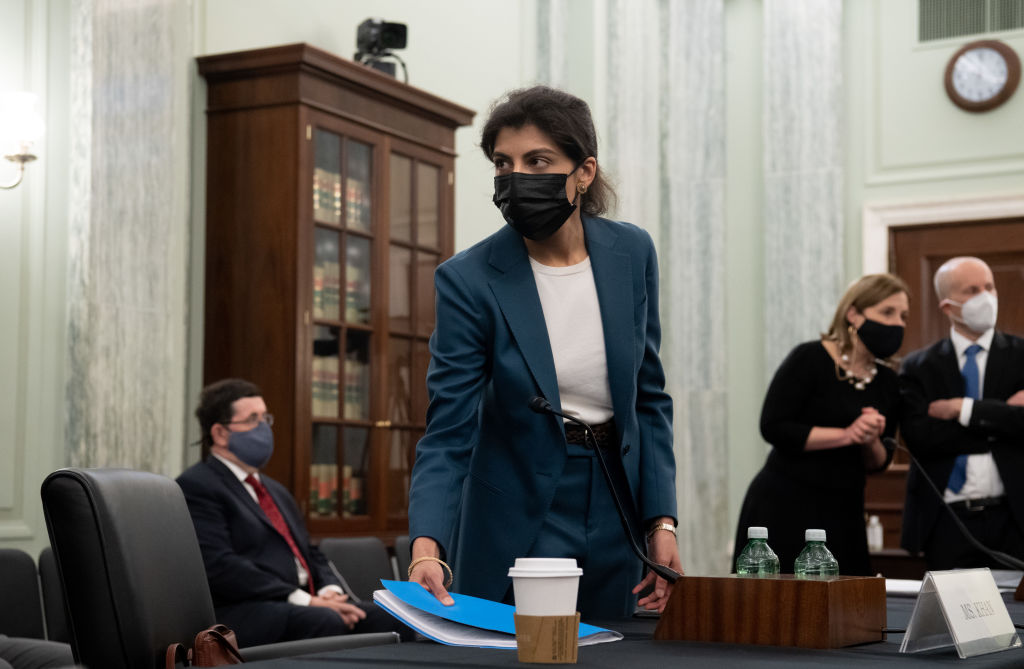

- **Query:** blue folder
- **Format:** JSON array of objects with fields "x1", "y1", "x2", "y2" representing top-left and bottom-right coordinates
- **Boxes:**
[{"x1": 377, "y1": 579, "x2": 618, "y2": 639}]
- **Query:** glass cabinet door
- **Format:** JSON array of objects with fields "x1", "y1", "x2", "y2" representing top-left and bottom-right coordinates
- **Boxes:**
[
  {"x1": 385, "y1": 149, "x2": 445, "y2": 527},
  {"x1": 305, "y1": 120, "x2": 452, "y2": 534},
  {"x1": 309, "y1": 126, "x2": 375, "y2": 523}
]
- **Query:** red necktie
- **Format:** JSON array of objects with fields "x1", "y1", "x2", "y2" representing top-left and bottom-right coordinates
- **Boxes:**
[{"x1": 245, "y1": 474, "x2": 314, "y2": 595}]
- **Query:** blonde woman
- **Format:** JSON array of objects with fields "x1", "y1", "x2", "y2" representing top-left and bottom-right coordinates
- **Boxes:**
[{"x1": 733, "y1": 274, "x2": 910, "y2": 575}]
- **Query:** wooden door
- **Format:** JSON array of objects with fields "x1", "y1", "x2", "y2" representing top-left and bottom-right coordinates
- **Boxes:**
[
  {"x1": 890, "y1": 218, "x2": 1024, "y2": 354},
  {"x1": 865, "y1": 216, "x2": 1024, "y2": 554}
]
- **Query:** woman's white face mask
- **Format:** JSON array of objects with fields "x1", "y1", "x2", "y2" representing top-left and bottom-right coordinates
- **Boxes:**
[{"x1": 945, "y1": 291, "x2": 998, "y2": 334}]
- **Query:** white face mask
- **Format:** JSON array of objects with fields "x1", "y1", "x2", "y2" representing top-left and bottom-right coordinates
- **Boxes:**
[{"x1": 946, "y1": 291, "x2": 998, "y2": 334}]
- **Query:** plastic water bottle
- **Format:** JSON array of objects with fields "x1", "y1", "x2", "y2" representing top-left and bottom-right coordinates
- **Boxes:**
[
  {"x1": 735, "y1": 526, "x2": 780, "y2": 576},
  {"x1": 793, "y1": 529, "x2": 839, "y2": 578},
  {"x1": 866, "y1": 515, "x2": 884, "y2": 552}
]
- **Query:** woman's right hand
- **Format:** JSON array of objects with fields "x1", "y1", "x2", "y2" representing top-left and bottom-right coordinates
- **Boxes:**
[
  {"x1": 845, "y1": 407, "x2": 884, "y2": 445},
  {"x1": 409, "y1": 537, "x2": 455, "y2": 606}
]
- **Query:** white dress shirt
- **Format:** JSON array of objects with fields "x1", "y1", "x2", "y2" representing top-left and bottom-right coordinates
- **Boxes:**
[{"x1": 944, "y1": 328, "x2": 1005, "y2": 502}]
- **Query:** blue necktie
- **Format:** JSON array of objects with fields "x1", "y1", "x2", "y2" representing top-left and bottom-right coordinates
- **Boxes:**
[{"x1": 948, "y1": 343, "x2": 982, "y2": 493}]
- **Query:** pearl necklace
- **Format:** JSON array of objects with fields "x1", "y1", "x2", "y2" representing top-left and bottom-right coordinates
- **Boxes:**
[{"x1": 835, "y1": 353, "x2": 877, "y2": 391}]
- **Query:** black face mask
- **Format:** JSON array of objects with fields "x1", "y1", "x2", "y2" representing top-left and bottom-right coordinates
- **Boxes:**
[
  {"x1": 492, "y1": 171, "x2": 580, "y2": 241},
  {"x1": 857, "y1": 318, "x2": 904, "y2": 359}
]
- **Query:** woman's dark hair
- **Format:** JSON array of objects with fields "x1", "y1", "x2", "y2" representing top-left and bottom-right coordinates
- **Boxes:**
[
  {"x1": 480, "y1": 86, "x2": 616, "y2": 217},
  {"x1": 196, "y1": 378, "x2": 262, "y2": 457}
]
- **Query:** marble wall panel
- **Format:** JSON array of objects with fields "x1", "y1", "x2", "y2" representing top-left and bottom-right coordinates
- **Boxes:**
[
  {"x1": 762, "y1": 0, "x2": 845, "y2": 375},
  {"x1": 538, "y1": 0, "x2": 729, "y2": 576},
  {"x1": 66, "y1": 0, "x2": 191, "y2": 474}
]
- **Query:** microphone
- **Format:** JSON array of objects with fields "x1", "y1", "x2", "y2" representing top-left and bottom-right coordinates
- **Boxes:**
[
  {"x1": 884, "y1": 437, "x2": 1024, "y2": 571},
  {"x1": 528, "y1": 396, "x2": 682, "y2": 583},
  {"x1": 528, "y1": 396, "x2": 553, "y2": 414}
]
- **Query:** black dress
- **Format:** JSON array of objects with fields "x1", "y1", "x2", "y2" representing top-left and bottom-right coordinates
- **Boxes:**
[{"x1": 732, "y1": 341, "x2": 899, "y2": 575}]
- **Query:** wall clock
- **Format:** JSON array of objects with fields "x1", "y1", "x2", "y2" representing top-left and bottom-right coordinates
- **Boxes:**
[{"x1": 944, "y1": 39, "x2": 1021, "y2": 112}]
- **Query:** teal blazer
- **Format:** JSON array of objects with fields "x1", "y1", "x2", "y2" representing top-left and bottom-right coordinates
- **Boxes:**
[{"x1": 408, "y1": 215, "x2": 676, "y2": 603}]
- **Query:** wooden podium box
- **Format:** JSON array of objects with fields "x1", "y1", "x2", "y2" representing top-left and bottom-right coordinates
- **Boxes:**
[{"x1": 654, "y1": 575, "x2": 886, "y2": 649}]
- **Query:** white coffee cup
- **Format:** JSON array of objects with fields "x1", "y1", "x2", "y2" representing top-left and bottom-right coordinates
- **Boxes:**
[{"x1": 507, "y1": 557, "x2": 583, "y2": 616}]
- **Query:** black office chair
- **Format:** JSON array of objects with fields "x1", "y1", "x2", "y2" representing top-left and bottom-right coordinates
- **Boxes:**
[
  {"x1": 0, "y1": 548, "x2": 45, "y2": 639},
  {"x1": 37, "y1": 546, "x2": 69, "y2": 643},
  {"x1": 319, "y1": 537, "x2": 393, "y2": 602},
  {"x1": 41, "y1": 468, "x2": 399, "y2": 669},
  {"x1": 394, "y1": 535, "x2": 412, "y2": 581}
]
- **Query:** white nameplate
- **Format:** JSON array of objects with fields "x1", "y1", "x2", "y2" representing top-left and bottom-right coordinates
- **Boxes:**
[{"x1": 900, "y1": 568, "x2": 1021, "y2": 659}]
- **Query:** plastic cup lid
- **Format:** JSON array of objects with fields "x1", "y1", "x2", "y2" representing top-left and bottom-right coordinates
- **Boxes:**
[
  {"x1": 747, "y1": 526, "x2": 768, "y2": 539},
  {"x1": 507, "y1": 557, "x2": 583, "y2": 578},
  {"x1": 805, "y1": 528, "x2": 827, "y2": 541}
]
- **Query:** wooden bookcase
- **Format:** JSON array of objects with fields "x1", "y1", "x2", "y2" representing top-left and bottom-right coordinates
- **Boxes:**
[{"x1": 197, "y1": 43, "x2": 474, "y2": 541}]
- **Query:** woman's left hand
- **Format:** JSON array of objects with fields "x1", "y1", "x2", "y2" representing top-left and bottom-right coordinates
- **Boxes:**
[{"x1": 632, "y1": 526, "x2": 683, "y2": 612}]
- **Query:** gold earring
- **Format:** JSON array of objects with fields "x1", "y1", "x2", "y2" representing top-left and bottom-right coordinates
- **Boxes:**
[{"x1": 576, "y1": 182, "x2": 588, "y2": 194}]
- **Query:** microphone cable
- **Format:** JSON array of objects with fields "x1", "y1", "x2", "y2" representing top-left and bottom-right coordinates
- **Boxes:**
[{"x1": 529, "y1": 396, "x2": 682, "y2": 583}]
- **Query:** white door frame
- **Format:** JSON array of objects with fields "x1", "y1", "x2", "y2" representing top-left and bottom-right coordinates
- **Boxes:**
[{"x1": 862, "y1": 194, "x2": 1024, "y2": 274}]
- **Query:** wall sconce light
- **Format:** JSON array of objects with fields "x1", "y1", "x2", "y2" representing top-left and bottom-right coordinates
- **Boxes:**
[{"x1": 1, "y1": 92, "x2": 44, "y2": 190}]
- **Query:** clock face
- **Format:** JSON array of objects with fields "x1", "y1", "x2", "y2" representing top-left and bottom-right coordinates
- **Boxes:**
[
  {"x1": 944, "y1": 40, "x2": 1022, "y2": 112},
  {"x1": 951, "y1": 47, "x2": 1008, "y2": 103}
]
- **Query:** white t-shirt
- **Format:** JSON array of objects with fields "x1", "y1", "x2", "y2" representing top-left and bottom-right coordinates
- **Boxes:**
[{"x1": 529, "y1": 256, "x2": 614, "y2": 426}]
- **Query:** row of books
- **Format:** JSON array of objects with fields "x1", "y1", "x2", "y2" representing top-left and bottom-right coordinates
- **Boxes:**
[
  {"x1": 343, "y1": 355, "x2": 371, "y2": 419},
  {"x1": 311, "y1": 353, "x2": 370, "y2": 419},
  {"x1": 312, "y1": 261, "x2": 341, "y2": 321},
  {"x1": 343, "y1": 242, "x2": 371, "y2": 322},
  {"x1": 311, "y1": 355, "x2": 340, "y2": 418},
  {"x1": 346, "y1": 177, "x2": 372, "y2": 231},
  {"x1": 312, "y1": 167, "x2": 371, "y2": 230},
  {"x1": 313, "y1": 167, "x2": 342, "y2": 225},
  {"x1": 312, "y1": 262, "x2": 369, "y2": 323},
  {"x1": 345, "y1": 286, "x2": 370, "y2": 323},
  {"x1": 308, "y1": 463, "x2": 366, "y2": 517}
]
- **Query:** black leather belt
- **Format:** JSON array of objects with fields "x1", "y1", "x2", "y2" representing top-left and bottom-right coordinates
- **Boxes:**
[
  {"x1": 949, "y1": 496, "x2": 1006, "y2": 512},
  {"x1": 565, "y1": 419, "x2": 616, "y2": 450}
]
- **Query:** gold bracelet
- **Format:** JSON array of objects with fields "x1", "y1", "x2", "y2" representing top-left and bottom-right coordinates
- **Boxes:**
[
  {"x1": 407, "y1": 556, "x2": 453, "y2": 589},
  {"x1": 647, "y1": 522, "x2": 677, "y2": 540}
]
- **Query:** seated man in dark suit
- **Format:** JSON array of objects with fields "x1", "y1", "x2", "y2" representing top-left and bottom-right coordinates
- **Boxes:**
[
  {"x1": 900, "y1": 257, "x2": 1024, "y2": 570},
  {"x1": 177, "y1": 378, "x2": 409, "y2": 647}
]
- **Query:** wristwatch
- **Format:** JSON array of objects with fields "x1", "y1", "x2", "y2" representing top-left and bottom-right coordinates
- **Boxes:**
[{"x1": 647, "y1": 522, "x2": 677, "y2": 539}]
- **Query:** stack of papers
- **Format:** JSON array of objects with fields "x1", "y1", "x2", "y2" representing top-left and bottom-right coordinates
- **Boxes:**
[{"x1": 373, "y1": 579, "x2": 624, "y2": 649}]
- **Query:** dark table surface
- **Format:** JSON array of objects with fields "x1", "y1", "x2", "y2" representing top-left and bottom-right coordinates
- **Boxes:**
[{"x1": 245, "y1": 593, "x2": 1024, "y2": 667}]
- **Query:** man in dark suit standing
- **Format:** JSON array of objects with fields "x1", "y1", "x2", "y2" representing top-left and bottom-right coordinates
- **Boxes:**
[
  {"x1": 177, "y1": 378, "x2": 406, "y2": 647},
  {"x1": 900, "y1": 257, "x2": 1024, "y2": 570}
]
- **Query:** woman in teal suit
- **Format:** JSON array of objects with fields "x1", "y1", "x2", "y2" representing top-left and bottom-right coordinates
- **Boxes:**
[{"x1": 407, "y1": 86, "x2": 681, "y2": 619}]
